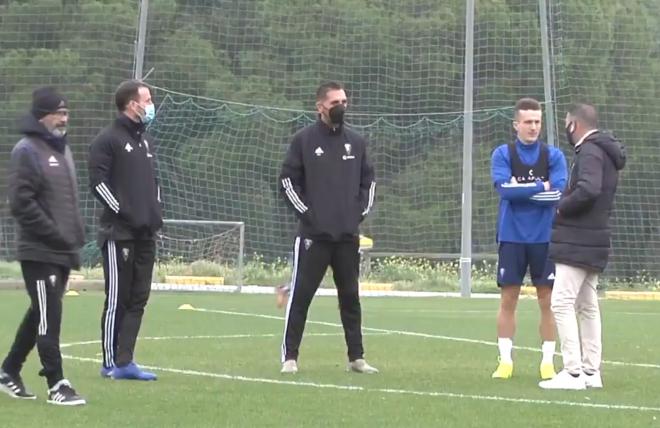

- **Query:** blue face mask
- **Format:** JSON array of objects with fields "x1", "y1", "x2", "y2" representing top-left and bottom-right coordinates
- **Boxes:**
[{"x1": 142, "y1": 103, "x2": 155, "y2": 125}]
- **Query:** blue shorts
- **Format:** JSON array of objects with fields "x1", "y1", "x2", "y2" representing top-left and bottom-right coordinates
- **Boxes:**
[{"x1": 497, "y1": 242, "x2": 554, "y2": 287}]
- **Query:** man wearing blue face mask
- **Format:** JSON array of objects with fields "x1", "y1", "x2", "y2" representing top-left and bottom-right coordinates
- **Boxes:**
[{"x1": 88, "y1": 80, "x2": 163, "y2": 381}]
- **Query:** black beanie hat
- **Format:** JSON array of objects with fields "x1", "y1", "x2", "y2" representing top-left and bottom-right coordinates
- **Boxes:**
[{"x1": 31, "y1": 87, "x2": 68, "y2": 120}]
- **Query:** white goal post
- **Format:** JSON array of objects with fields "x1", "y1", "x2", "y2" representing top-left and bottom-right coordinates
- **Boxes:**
[{"x1": 157, "y1": 219, "x2": 245, "y2": 290}]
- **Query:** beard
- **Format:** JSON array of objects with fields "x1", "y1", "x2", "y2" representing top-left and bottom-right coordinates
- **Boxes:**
[{"x1": 50, "y1": 127, "x2": 67, "y2": 138}]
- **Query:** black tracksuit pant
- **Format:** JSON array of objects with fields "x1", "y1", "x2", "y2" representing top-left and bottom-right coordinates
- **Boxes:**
[
  {"x1": 101, "y1": 239, "x2": 155, "y2": 368},
  {"x1": 281, "y1": 236, "x2": 364, "y2": 363},
  {"x1": 2, "y1": 261, "x2": 69, "y2": 388}
]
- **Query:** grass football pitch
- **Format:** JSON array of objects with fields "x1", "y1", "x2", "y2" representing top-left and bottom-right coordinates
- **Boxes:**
[{"x1": 1, "y1": 290, "x2": 659, "y2": 427}]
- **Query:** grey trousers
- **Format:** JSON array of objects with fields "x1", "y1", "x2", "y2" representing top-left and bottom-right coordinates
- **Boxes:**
[{"x1": 551, "y1": 263, "x2": 602, "y2": 374}]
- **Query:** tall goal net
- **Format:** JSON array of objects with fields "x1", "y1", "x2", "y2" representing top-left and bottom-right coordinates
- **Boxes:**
[
  {"x1": 149, "y1": 93, "x2": 470, "y2": 262},
  {"x1": 0, "y1": 0, "x2": 657, "y2": 286}
]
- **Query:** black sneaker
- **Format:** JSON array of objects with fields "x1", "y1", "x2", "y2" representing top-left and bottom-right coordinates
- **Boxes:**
[
  {"x1": 0, "y1": 369, "x2": 36, "y2": 400},
  {"x1": 47, "y1": 379, "x2": 86, "y2": 406}
]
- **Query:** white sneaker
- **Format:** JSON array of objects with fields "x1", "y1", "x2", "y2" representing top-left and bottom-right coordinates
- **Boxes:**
[
  {"x1": 347, "y1": 359, "x2": 379, "y2": 374},
  {"x1": 280, "y1": 360, "x2": 298, "y2": 374},
  {"x1": 539, "y1": 369, "x2": 586, "y2": 390},
  {"x1": 584, "y1": 371, "x2": 603, "y2": 389}
]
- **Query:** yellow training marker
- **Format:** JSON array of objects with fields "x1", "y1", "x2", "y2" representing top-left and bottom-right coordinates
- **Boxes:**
[{"x1": 177, "y1": 303, "x2": 196, "y2": 310}]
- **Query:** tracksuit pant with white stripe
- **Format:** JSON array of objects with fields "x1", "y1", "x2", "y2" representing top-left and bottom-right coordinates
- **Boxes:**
[
  {"x1": 101, "y1": 239, "x2": 155, "y2": 369},
  {"x1": 2, "y1": 261, "x2": 69, "y2": 388},
  {"x1": 281, "y1": 236, "x2": 364, "y2": 363}
]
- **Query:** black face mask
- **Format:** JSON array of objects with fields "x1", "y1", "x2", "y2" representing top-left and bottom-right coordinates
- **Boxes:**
[
  {"x1": 565, "y1": 121, "x2": 576, "y2": 146},
  {"x1": 328, "y1": 104, "x2": 345, "y2": 125}
]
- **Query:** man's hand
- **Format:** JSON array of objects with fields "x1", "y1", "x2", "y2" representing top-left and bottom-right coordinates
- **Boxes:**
[
  {"x1": 543, "y1": 181, "x2": 551, "y2": 191},
  {"x1": 276, "y1": 285, "x2": 290, "y2": 309}
]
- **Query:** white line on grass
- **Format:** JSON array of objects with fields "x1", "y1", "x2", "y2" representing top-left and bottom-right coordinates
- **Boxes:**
[
  {"x1": 61, "y1": 354, "x2": 660, "y2": 413},
  {"x1": 60, "y1": 332, "x2": 389, "y2": 349},
  {"x1": 186, "y1": 307, "x2": 660, "y2": 370},
  {"x1": 365, "y1": 309, "x2": 659, "y2": 315},
  {"x1": 612, "y1": 312, "x2": 660, "y2": 316},
  {"x1": 364, "y1": 309, "x2": 660, "y2": 316},
  {"x1": 364, "y1": 309, "x2": 497, "y2": 314}
]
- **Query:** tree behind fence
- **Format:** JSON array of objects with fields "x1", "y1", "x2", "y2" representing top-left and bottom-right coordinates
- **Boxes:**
[{"x1": 0, "y1": 0, "x2": 657, "y2": 281}]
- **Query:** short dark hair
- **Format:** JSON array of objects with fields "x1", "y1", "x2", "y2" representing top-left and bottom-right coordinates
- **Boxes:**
[
  {"x1": 514, "y1": 97, "x2": 542, "y2": 118},
  {"x1": 316, "y1": 81, "x2": 344, "y2": 101},
  {"x1": 568, "y1": 103, "x2": 599, "y2": 128},
  {"x1": 115, "y1": 80, "x2": 150, "y2": 112}
]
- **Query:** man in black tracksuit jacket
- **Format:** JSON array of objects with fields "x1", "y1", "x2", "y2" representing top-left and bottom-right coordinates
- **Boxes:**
[
  {"x1": 539, "y1": 103, "x2": 626, "y2": 390},
  {"x1": 88, "y1": 80, "x2": 162, "y2": 381},
  {"x1": 0, "y1": 87, "x2": 86, "y2": 405},
  {"x1": 278, "y1": 81, "x2": 378, "y2": 374}
]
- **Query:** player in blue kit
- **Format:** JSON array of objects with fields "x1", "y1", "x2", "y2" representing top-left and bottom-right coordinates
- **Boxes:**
[{"x1": 490, "y1": 98, "x2": 567, "y2": 380}]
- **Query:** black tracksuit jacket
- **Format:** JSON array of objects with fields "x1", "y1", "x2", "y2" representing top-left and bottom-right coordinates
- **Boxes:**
[
  {"x1": 278, "y1": 119, "x2": 376, "y2": 241},
  {"x1": 88, "y1": 115, "x2": 163, "y2": 245}
]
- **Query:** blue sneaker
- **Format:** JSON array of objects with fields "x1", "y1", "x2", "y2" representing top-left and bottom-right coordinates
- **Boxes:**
[
  {"x1": 100, "y1": 366, "x2": 113, "y2": 378},
  {"x1": 111, "y1": 362, "x2": 157, "y2": 381}
]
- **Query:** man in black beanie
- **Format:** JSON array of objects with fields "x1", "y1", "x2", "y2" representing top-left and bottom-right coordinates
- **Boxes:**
[{"x1": 0, "y1": 87, "x2": 86, "y2": 406}]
